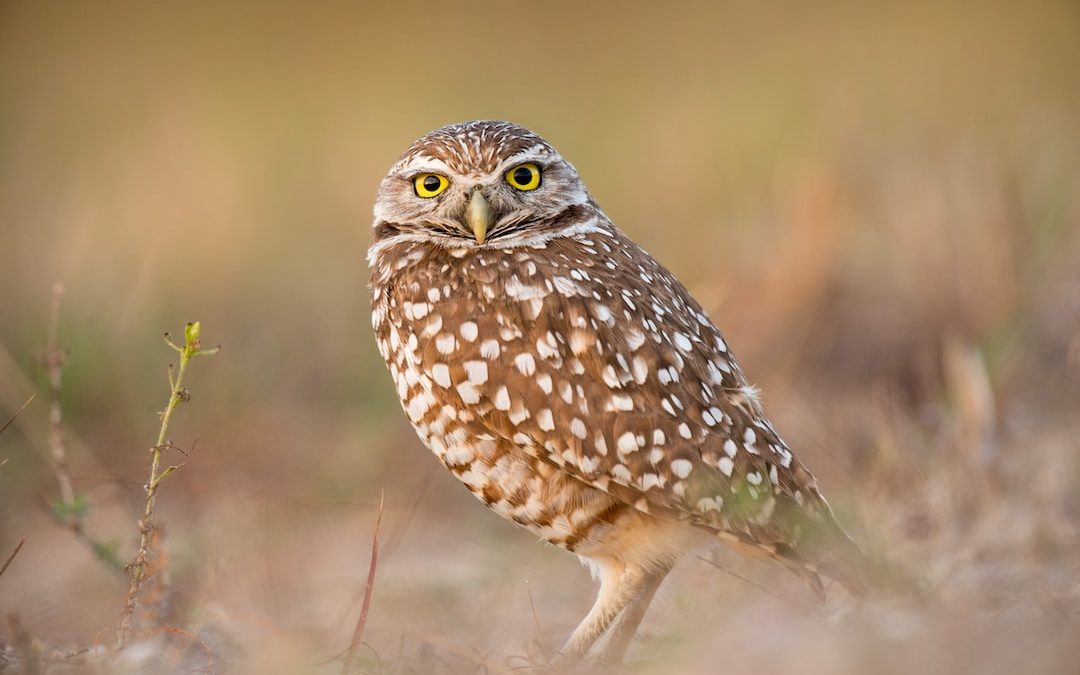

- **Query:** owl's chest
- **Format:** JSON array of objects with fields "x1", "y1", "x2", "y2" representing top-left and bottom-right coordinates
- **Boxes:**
[
  {"x1": 370, "y1": 265, "x2": 499, "y2": 434},
  {"x1": 369, "y1": 259, "x2": 623, "y2": 550},
  {"x1": 369, "y1": 252, "x2": 535, "y2": 425},
  {"x1": 372, "y1": 274, "x2": 522, "y2": 480}
]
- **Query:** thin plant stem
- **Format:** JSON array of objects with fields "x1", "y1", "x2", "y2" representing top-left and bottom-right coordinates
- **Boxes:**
[
  {"x1": 343, "y1": 491, "x2": 384, "y2": 674},
  {"x1": 0, "y1": 395, "x2": 34, "y2": 438},
  {"x1": 42, "y1": 283, "x2": 75, "y2": 509},
  {"x1": 0, "y1": 538, "x2": 25, "y2": 579},
  {"x1": 116, "y1": 322, "x2": 218, "y2": 650},
  {"x1": 33, "y1": 285, "x2": 124, "y2": 574}
]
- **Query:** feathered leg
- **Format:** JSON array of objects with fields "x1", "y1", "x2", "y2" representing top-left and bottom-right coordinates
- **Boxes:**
[
  {"x1": 598, "y1": 564, "x2": 671, "y2": 663},
  {"x1": 561, "y1": 561, "x2": 649, "y2": 660}
]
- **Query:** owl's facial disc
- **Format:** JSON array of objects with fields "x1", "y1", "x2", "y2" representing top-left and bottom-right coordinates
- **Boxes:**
[{"x1": 375, "y1": 121, "x2": 593, "y2": 247}]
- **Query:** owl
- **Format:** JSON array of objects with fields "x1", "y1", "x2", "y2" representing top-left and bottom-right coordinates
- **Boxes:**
[{"x1": 368, "y1": 121, "x2": 869, "y2": 662}]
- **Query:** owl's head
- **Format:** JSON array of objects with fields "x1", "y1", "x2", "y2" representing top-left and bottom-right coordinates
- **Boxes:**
[{"x1": 372, "y1": 121, "x2": 592, "y2": 247}]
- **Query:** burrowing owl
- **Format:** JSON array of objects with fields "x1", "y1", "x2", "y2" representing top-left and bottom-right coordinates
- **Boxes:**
[{"x1": 368, "y1": 121, "x2": 868, "y2": 661}]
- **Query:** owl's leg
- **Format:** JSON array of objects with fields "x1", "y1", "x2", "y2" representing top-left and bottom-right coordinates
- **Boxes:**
[
  {"x1": 597, "y1": 564, "x2": 671, "y2": 663},
  {"x1": 560, "y1": 561, "x2": 649, "y2": 661}
]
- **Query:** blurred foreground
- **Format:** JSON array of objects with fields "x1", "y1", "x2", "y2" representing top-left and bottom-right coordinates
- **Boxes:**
[{"x1": 1, "y1": 1, "x2": 1078, "y2": 673}]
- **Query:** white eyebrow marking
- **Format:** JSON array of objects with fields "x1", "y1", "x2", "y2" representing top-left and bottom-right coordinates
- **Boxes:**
[
  {"x1": 488, "y1": 146, "x2": 552, "y2": 176},
  {"x1": 394, "y1": 155, "x2": 455, "y2": 176},
  {"x1": 398, "y1": 146, "x2": 557, "y2": 182}
]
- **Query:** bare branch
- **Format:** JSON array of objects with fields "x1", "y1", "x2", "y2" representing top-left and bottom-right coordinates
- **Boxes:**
[
  {"x1": 38, "y1": 283, "x2": 76, "y2": 512},
  {"x1": 0, "y1": 394, "x2": 34, "y2": 437},
  {"x1": 0, "y1": 538, "x2": 25, "y2": 579},
  {"x1": 343, "y1": 491, "x2": 384, "y2": 674}
]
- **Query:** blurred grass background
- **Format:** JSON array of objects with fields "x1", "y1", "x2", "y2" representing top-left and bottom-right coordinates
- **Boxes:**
[{"x1": 0, "y1": 0, "x2": 1078, "y2": 672}]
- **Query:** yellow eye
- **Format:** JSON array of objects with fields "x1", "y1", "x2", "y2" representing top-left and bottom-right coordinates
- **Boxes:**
[
  {"x1": 505, "y1": 163, "x2": 541, "y2": 191},
  {"x1": 414, "y1": 173, "x2": 449, "y2": 198}
]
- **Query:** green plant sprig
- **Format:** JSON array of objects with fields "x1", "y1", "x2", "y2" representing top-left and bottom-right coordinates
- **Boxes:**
[{"x1": 116, "y1": 321, "x2": 218, "y2": 650}]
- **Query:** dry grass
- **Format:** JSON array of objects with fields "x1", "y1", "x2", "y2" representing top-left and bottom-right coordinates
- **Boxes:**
[
  {"x1": 341, "y1": 492, "x2": 383, "y2": 674},
  {"x1": 1, "y1": 1, "x2": 1079, "y2": 673}
]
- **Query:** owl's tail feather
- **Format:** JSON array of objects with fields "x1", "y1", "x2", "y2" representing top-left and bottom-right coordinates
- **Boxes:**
[
  {"x1": 779, "y1": 530, "x2": 871, "y2": 599},
  {"x1": 718, "y1": 512, "x2": 918, "y2": 600},
  {"x1": 776, "y1": 554, "x2": 827, "y2": 599},
  {"x1": 783, "y1": 516, "x2": 922, "y2": 600}
]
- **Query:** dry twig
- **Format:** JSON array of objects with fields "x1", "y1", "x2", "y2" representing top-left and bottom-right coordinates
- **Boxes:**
[
  {"x1": 32, "y1": 285, "x2": 123, "y2": 573},
  {"x1": 116, "y1": 321, "x2": 218, "y2": 650},
  {"x1": 343, "y1": 491, "x2": 384, "y2": 674},
  {"x1": 39, "y1": 283, "x2": 76, "y2": 511},
  {"x1": 0, "y1": 394, "x2": 34, "y2": 438},
  {"x1": 0, "y1": 538, "x2": 25, "y2": 579}
]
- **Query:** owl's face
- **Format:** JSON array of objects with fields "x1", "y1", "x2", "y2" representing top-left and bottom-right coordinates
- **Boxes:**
[{"x1": 373, "y1": 121, "x2": 592, "y2": 248}]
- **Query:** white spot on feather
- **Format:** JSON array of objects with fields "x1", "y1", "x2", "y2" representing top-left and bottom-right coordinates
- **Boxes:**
[
  {"x1": 671, "y1": 459, "x2": 693, "y2": 479},
  {"x1": 641, "y1": 473, "x2": 663, "y2": 491},
  {"x1": 435, "y1": 333, "x2": 457, "y2": 354},
  {"x1": 480, "y1": 339, "x2": 501, "y2": 359},
  {"x1": 661, "y1": 398, "x2": 676, "y2": 416},
  {"x1": 537, "y1": 408, "x2": 555, "y2": 431},
  {"x1": 459, "y1": 321, "x2": 478, "y2": 342},
  {"x1": 697, "y1": 497, "x2": 722, "y2": 513},
  {"x1": 570, "y1": 418, "x2": 587, "y2": 439},
  {"x1": 536, "y1": 372, "x2": 553, "y2": 394},
  {"x1": 431, "y1": 363, "x2": 451, "y2": 388},
  {"x1": 594, "y1": 434, "x2": 608, "y2": 455},
  {"x1": 494, "y1": 386, "x2": 511, "y2": 410},
  {"x1": 717, "y1": 456, "x2": 734, "y2": 476},
  {"x1": 625, "y1": 328, "x2": 646, "y2": 351},
  {"x1": 456, "y1": 382, "x2": 480, "y2": 405},
  {"x1": 514, "y1": 353, "x2": 536, "y2": 376},
  {"x1": 463, "y1": 360, "x2": 488, "y2": 385}
]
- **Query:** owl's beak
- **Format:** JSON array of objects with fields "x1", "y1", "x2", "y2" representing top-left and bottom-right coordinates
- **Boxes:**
[{"x1": 466, "y1": 189, "x2": 491, "y2": 244}]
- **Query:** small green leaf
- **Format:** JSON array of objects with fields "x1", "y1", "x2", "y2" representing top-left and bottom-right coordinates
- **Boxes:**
[
  {"x1": 91, "y1": 538, "x2": 124, "y2": 570},
  {"x1": 51, "y1": 494, "x2": 89, "y2": 522}
]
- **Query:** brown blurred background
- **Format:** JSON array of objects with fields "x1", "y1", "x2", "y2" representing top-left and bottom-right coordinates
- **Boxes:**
[{"x1": 1, "y1": 1, "x2": 1078, "y2": 673}]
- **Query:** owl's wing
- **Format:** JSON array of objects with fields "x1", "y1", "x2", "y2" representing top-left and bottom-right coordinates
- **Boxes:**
[
  {"x1": 374, "y1": 213, "x2": 872, "y2": 591},
  {"x1": 411, "y1": 229, "x2": 847, "y2": 563}
]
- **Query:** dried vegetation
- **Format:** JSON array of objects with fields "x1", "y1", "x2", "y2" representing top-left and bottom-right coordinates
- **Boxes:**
[{"x1": 1, "y1": 2, "x2": 1078, "y2": 673}]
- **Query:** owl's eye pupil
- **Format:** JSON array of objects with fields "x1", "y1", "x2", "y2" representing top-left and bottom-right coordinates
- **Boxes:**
[
  {"x1": 422, "y1": 175, "x2": 442, "y2": 192},
  {"x1": 513, "y1": 167, "x2": 532, "y2": 185}
]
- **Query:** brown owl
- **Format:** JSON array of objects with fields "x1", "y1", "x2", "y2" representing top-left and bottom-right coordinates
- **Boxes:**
[{"x1": 368, "y1": 121, "x2": 869, "y2": 662}]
